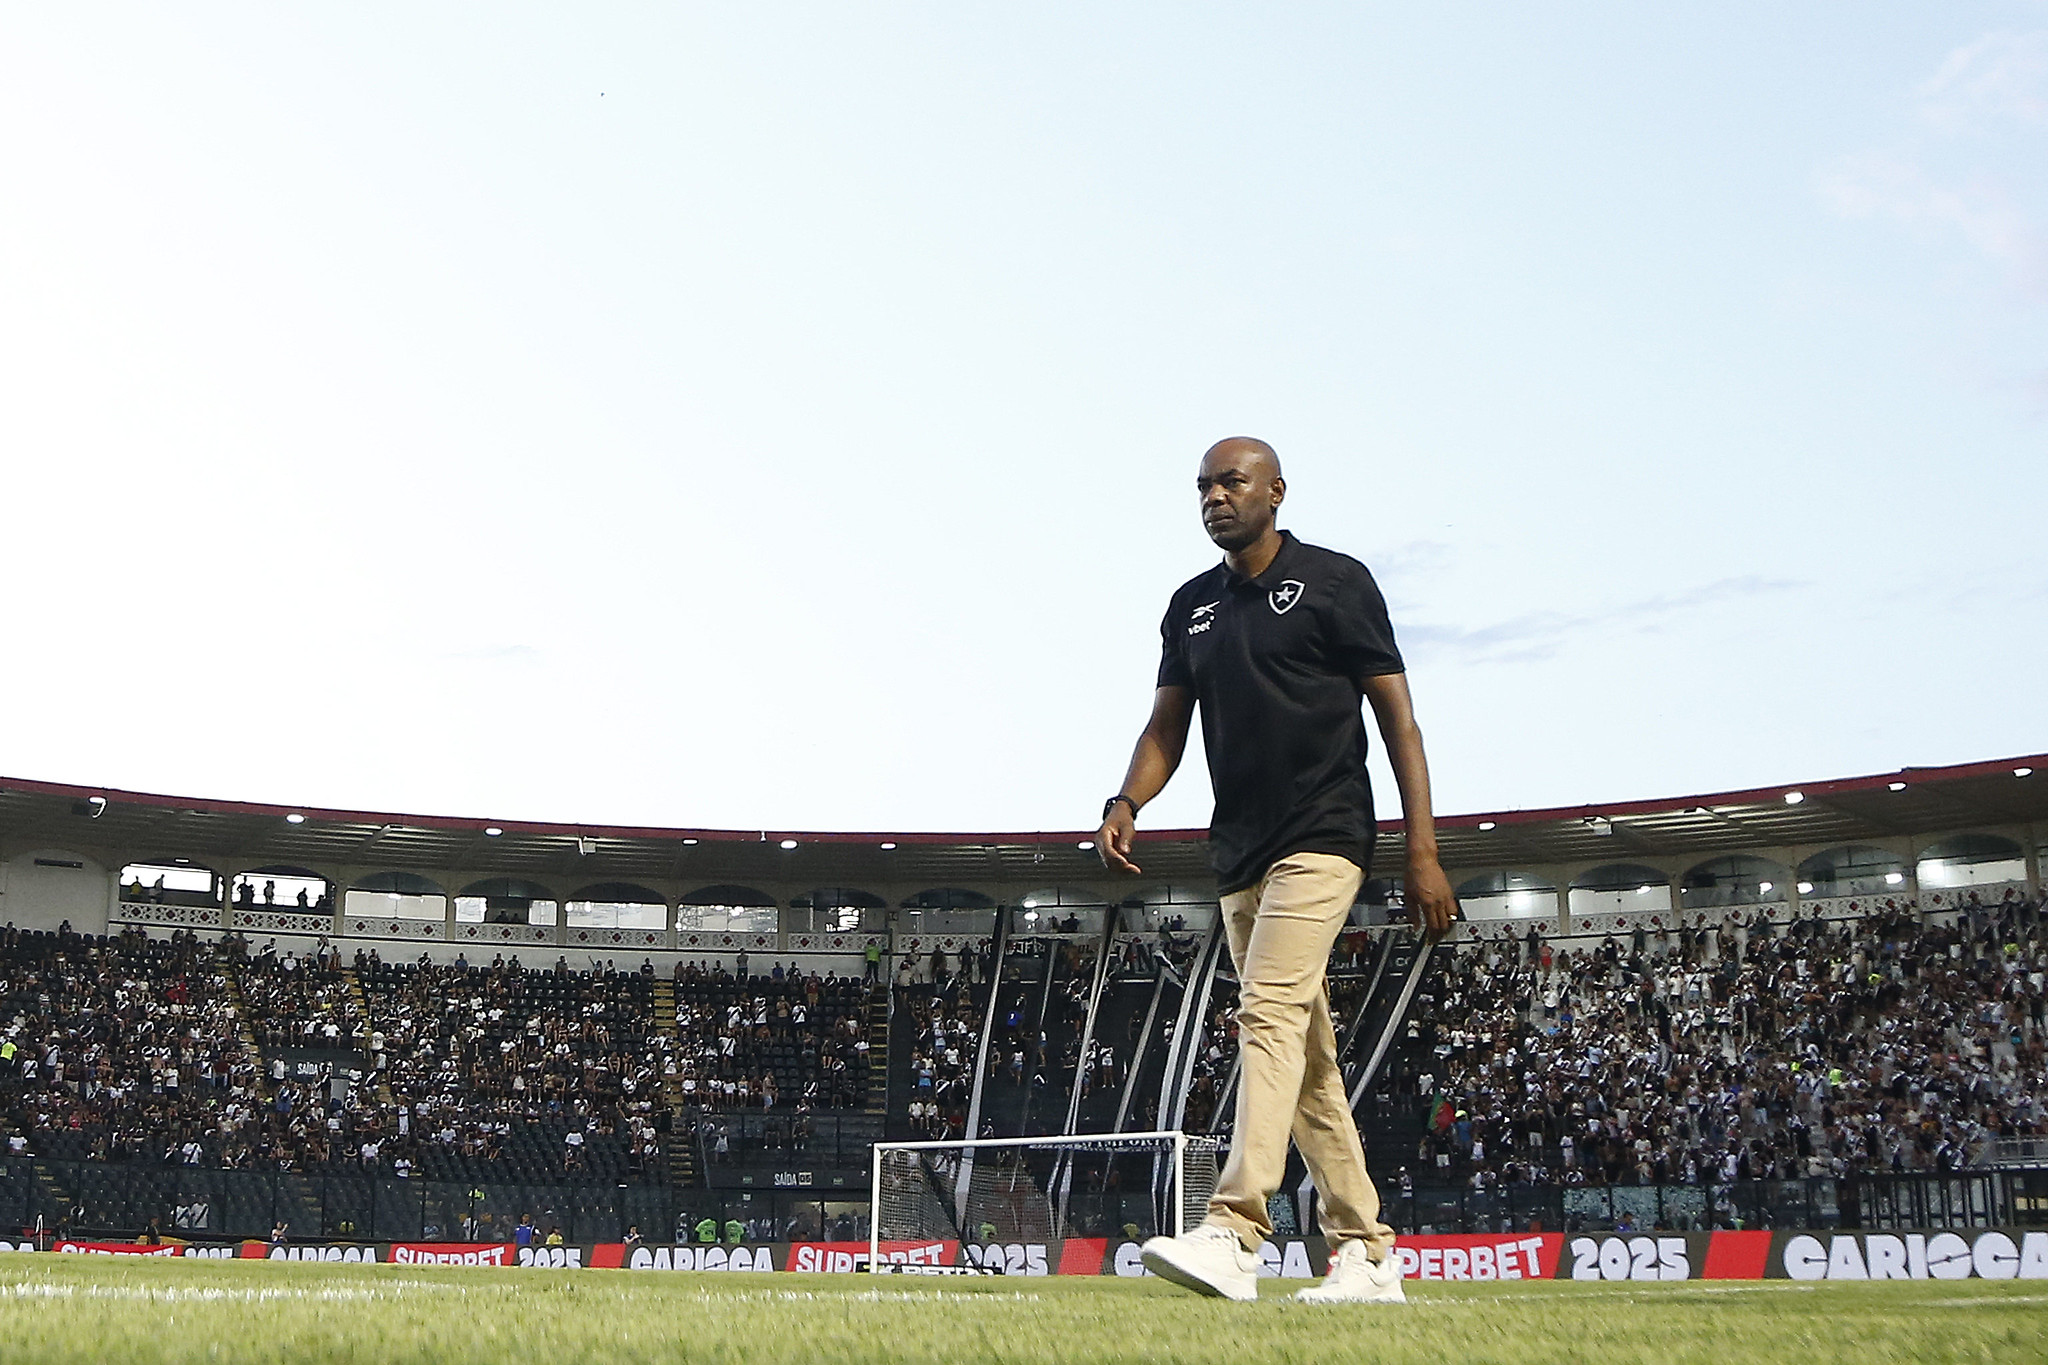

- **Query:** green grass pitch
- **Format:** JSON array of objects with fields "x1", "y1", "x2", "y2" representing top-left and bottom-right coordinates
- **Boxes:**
[{"x1": 0, "y1": 1257, "x2": 2040, "y2": 1364}]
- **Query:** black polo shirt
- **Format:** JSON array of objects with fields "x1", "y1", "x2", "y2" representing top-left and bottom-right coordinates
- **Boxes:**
[{"x1": 1156, "y1": 530, "x2": 1404, "y2": 896}]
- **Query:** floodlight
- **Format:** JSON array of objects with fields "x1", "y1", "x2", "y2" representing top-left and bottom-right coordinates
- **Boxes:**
[
  {"x1": 1077, "y1": 840, "x2": 1095, "y2": 851},
  {"x1": 484, "y1": 827, "x2": 503, "y2": 837},
  {"x1": 879, "y1": 842, "x2": 897, "y2": 850},
  {"x1": 2018, "y1": 767, "x2": 2035, "y2": 778},
  {"x1": 1797, "y1": 882, "x2": 1814, "y2": 894},
  {"x1": 1784, "y1": 791, "x2": 1804, "y2": 805},
  {"x1": 1888, "y1": 782, "x2": 1907, "y2": 792},
  {"x1": 286, "y1": 813, "x2": 306, "y2": 824},
  {"x1": 1884, "y1": 872, "x2": 1904, "y2": 885},
  {"x1": 1478, "y1": 821, "x2": 1496, "y2": 831},
  {"x1": 779, "y1": 839, "x2": 798, "y2": 850}
]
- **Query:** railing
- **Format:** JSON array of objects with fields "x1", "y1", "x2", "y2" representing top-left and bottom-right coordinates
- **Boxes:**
[
  {"x1": 1376, "y1": 1172, "x2": 2036, "y2": 1235},
  {"x1": 6, "y1": 1159, "x2": 2037, "y2": 1245},
  {"x1": 0, "y1": 1159, "x2": 866, "y2": 1246},
  {"x1": 687, "y1": 1110, "x2": 880, "y2": 1184},
  {"x1": 113, "y1": 902, "x2": 893, "y2": 957},
  {"x1": 1973, "y1": 1137, "x2": 2048, "y2": 1169}
]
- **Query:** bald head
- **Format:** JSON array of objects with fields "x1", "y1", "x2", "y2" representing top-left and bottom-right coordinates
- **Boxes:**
[
  {"x1": 1204, "y1": 436, "x2": 1282, "y2": 482},
  {"x1": 1197, "y1": 436, "x2": 1285, "y2": 556}
]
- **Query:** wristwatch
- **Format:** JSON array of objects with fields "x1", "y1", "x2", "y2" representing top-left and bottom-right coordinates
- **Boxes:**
[{"x1": 1102, "y1": 795, "x2": 1138, "y2": 820}]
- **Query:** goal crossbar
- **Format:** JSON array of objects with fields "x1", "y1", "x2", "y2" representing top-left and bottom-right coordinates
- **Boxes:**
[{"x1": 873, "y1": 1129, "x2": 1194, "y2": 1153}]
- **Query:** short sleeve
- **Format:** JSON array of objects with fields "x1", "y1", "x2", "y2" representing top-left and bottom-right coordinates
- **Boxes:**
[
  {"x1": 1327, "y1": 562, "x2": 1404, "y2": 678},
  {"x1": 1156, "y1": 598, "x2": 1192, "y2": 689}
]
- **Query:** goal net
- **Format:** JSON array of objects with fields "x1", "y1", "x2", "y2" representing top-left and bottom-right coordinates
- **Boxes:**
[{"x1": 869, "y1": 1131, "x2": 1222, "y2": 1272}]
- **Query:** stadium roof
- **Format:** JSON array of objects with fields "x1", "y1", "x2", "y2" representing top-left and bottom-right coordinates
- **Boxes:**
[{"x1": 1, "y1": 754, "x2": 2043, "y2": 891}]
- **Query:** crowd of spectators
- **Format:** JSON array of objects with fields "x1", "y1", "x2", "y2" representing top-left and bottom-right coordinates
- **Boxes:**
[
  {"x1": 0, "y1": 925, "x2": 258, "y2": 1167},
  {"x1": 1396, "y1": 895, "x2": 2047, "y2": 1191},
  {"x1": 669, "y1": 959, "x2": 873, "y2": 1113},
  {"x1": 355, "y1": 951, "x2": 668, "y2": 1181},
  {"x1": 236, "y1": 940, "x2": 365, "y2": 1052},
  {"x1": 12, "y1": 887, "x2": 2047, "y2": 1211},
  {"x1": 902, "y1": 983, "x2": 986, "y2": 1139}
]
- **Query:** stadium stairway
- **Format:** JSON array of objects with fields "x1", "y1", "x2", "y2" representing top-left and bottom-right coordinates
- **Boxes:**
[
  {"x1": 222, "y1": 973, "x2": 266, "y2": 1094},
  {"x1": 882, "y1": 985, "x2": 915, "y2": 1140},
  {"x1": 277, "y1": 1171, "x2": 322, "y2": 1237},
  {"x1": 864, "y1": 986, "x2": 890, "y2": 1116},
  {"x1": 29, "y1": 1161, "x2": 72, "y2": 1234},
  {"x1": 339, "y1": 966, "x2": 393, "y2": 1106},
  {"x1": 651, "y1": 979, "x2": 700, "y2": 1188}
]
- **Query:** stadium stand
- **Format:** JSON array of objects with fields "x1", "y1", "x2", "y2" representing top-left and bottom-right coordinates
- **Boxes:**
[
  {"x1": 892, "y1": 941, "x2": 995, "y2": 1141},
  {"x1": 353, "y1": 952, "x2": 666, "y2": 1186},
  {"x1": 1369, "y1": 895, "x2": 2047, "y2": 1191},
  {"x1": 0, "y1": 757, "x2": 2043, "y2": 1239},
  {"x1": 0, "y1": 926, "x2": 256, "y2": 1167},
  {"x1": 669, "y1": 960, "x2": 875, "y2": 1113}
]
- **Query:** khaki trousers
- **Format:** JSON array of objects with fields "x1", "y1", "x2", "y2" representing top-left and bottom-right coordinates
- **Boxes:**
[{"x1": 1206, "y1": 852, "x2": 1394, "y2": 1258}]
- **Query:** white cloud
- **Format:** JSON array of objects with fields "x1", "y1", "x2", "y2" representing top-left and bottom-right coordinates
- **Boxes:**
[
  {"x1": 1819, "y1": 152, "x2": 2043, "y2": 280},
  {"x1": 1820, "y1": 29, "x2": 2048, "y2": 295},
  {"x1": 1919, "y1": 29, "x2": 2048, "y2": 130},
  {"x1": 1401, "y1": 576, "x2": 1802, "y2": 667}
]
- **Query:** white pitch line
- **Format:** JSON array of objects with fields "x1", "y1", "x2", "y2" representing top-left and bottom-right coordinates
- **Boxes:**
[{"x1": 0, "y1": 1281, "x2": 463, "y2": 1304}]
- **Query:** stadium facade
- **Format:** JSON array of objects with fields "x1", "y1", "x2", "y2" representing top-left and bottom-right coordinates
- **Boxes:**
[{"x1": 1, "y1": 755, "x2": 2042, "y2": 954}]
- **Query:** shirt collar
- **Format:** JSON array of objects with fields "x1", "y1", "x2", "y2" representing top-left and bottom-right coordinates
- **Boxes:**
[{"x1": 1221, "y1": 529, "x2": 1298, "y2": 589}]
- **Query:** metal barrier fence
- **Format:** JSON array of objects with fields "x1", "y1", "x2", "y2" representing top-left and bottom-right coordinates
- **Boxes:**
[
  {"x1": 687, "y1": 1109, "x2": 880, "y2": 1180},
  {"x1": 1383, "y1": 1171, "x2": 2039, "y2": 1235},
  {"x1": 0, "y1": 1160, "x2": 870, "y2": 1246},
  {"x1": 3, "y1": 1160, "x2": 2039, "y2": 1244}
]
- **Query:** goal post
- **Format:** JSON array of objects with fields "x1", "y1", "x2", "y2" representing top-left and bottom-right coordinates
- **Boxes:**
[{"x1": 868, "y1": 1130, "x2": 1222, "y2": 1272}]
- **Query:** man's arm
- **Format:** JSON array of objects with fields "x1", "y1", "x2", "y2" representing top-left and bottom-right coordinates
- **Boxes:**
[
  {"x1": 1361, "y1": 672, "x2": 1457, "y2": 938},
  {"x1": 1095, "y1": 685, "x2": 1195, "y2": 876}
]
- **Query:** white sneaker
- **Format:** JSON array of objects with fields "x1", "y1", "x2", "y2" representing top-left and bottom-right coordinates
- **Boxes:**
[
  {"x1": 1294, "y1": 1240, "x2": 1406, "y2": 1304},
  {"x1": 1140, "y1": 1224, "x2": 1260, "y2": 1301}
]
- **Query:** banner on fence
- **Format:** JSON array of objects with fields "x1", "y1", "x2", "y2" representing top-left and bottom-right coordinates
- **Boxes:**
[
  {"x1": 601, "y1": 1244, "x2": 778, "y2": 1271},
  {"x1": 28, "y1": 1228, "x2": 2048, "y2": 1280},
  {"x1": 1767, "y1": 1229, "x2": 2048, "y2": 1281},
  {"x1": 387, "y1": 1242, "x2": 516, "y2": 1265},
  {"x1": 52, "y1": 1241, "x2": 181, "y2": 1257},
  {"x1": 1102, "y1": 1235, "x2": 1560, "y2": 1280},
  {"x1": 250, "y1": 1242, "x2": 382, "y2": 1262}
]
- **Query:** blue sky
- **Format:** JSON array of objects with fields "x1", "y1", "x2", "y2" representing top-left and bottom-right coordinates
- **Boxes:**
[{"x1": 2, "y1": 6, "x2": 2043, "y2": 835}]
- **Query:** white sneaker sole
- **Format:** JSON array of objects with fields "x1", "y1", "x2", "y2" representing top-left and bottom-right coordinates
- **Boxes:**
[{"x1": 1140, "y1": 1244, "x2": 1258, "y2": 1302}]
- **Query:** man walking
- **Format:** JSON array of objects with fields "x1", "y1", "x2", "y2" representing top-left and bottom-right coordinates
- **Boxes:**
[{"x1": 1096, "y1": 437, "x2": 1456, "y2": 1304}]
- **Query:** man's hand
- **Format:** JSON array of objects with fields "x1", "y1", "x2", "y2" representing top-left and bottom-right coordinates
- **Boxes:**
[
  {"x1": 1406, "y1": 856, "x2": 1458, "y2": 939},
  {"x1": 1097, "y1": 806, "x2": 1141, "y2": 875}
]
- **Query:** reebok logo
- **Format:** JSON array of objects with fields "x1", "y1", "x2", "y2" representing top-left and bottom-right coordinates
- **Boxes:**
[{"x1": 1187, "y1": 602, "x2": 1218, "y2": 635}]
